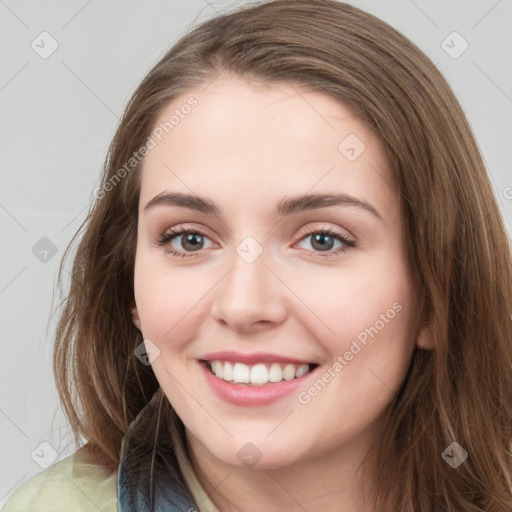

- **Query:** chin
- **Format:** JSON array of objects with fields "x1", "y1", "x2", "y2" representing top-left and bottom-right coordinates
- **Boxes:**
[{"x1": 203, "y1": 437, "x2": 306, "y2": 470}]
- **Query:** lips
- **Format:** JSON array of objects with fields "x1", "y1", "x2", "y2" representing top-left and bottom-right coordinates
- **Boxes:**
[
  {"x1": 199, "y1": 359, "x2": 318, "y2": 406},
  {"x1": 198, "y1": 350, "x2": 320, "y2": 405}
]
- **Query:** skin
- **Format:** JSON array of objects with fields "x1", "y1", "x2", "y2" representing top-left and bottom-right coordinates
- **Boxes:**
[{"x1": 131, "y1": 76, "x2": 432, "y2": 512}]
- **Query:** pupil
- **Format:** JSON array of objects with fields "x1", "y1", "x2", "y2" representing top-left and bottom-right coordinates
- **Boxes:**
[
  {"x1": 312, "y1": 233, "x2": 333, "y2": 251},
  {"x1": 183, "y1": 233, "x2": 203, "y2": 251}
]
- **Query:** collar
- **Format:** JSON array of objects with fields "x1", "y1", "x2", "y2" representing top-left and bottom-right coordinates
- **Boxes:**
[{"x1": 116, "y1": 391, "x2": 200, "y2": 512}]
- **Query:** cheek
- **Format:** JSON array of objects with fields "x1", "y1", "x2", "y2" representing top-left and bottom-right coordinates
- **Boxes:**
[
  {"x1": 341, "y1": 297, "x2": 413, "y2": 404},
  {"x1": 133, "y1": 252, "x2": 218, "y2": 350},
  {"x1": 290, "y1": 268, "x2": 414, "y2": 432},
  {"x1": 288, "y1": 255, "x2": 412, "y2": 352},
  {"x1": 288, "y1": 255, "x2": 415, "y2": 410}
]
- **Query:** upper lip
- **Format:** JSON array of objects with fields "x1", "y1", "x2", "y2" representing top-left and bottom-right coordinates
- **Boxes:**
[{"x1": 200, "y1": 351, "x2": 315, "y2": 366}]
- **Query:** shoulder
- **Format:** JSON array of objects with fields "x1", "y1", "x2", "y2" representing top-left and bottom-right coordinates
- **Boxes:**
[{"x1": 2, "y1": 447, "x2": 118, "y2": 512}]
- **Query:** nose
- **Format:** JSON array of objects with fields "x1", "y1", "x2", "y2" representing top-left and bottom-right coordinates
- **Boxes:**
[{"x1": 210, "y1": 247, "x2": 288, "y2": 334}]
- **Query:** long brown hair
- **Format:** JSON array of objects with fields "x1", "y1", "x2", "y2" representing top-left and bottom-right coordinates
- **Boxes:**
[{"x1": 53, "y1": 0, "x2": 512, "y2": 509}]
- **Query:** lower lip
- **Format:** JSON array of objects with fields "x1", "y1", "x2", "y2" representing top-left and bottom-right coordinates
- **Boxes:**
[{"x1": 199, "y1": 361, "x2": 315, "y2": 407}]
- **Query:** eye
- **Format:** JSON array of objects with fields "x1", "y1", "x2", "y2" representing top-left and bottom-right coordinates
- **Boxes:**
[
  {"x1": 157, "y1": 226, "x2": 214, "y2": 258},
  {"x1": 294, "y1": 226, "x2": 355, "y2": 257},
  {"x1": 157, "y1": 225, "x2": 356, "y2": 259}
]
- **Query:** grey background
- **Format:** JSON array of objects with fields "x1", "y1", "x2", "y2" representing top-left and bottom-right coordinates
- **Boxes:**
[{"x1": 1, "y1": 0, "x2": 511, "y2": 504}]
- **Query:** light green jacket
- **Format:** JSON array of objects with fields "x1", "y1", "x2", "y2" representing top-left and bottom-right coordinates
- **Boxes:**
[
  {"x1": 2, "y1": 449, "x2": 118, "y2": 512},
  {"x1": 2, "y1": 441, "x2": 220, "y2": 512}
]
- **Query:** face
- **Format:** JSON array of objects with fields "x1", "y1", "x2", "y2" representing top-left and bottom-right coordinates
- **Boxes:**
[{"x1": 132, "y1": 76, "x2": 422, "y2": 470}]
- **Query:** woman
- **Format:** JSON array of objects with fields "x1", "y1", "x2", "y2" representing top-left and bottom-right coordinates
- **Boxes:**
[{"x1": 4, "y1": 0, "x2": 512, "y2": 510}]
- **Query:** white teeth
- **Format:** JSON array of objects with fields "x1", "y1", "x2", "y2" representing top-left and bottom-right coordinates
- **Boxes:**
[
  {"x1": 208, "y1": 361, "x2": 312, "y2": 385},
  {"x1": 212, "y1": 361, "x2": 223, "y2": 379},
  {"x1": 295, "y1": 364, "x2": 311, "y2": 379},
  {"x1": 223, "y1": 361, "x2": 233, "y2": 381},
  {"x1": 295, "y1": 364, "x2": 309, "y2": 378},
  {"x1": 283, "y1": 364, "x2": 296, "y2": 381},
  {"x1": 250, "y1": 364, "x2": 268, "y2": 384},
  {"x1": 268, "y1": 363, "x2": 283, "y2": 382},
  {"x1": 233, "y1": 362, "x2": 250, "y2": 383}
]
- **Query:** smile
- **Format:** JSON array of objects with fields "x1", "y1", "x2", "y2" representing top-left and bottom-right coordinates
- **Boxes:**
[{"x1": 202, "y1": 360, "x2": 318, "y2": 386}]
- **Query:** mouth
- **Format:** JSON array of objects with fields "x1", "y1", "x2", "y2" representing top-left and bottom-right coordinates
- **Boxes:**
[{"x1": 200, "y1": 359, "x2": 319, "y2": 387}]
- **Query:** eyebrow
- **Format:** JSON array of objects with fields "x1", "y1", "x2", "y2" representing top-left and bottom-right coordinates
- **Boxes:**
[{"x1": 143, "y1": 191, "x2": 382, "y2": 220}]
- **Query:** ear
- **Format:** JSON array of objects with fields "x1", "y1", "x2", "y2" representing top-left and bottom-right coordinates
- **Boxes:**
[
  {"x1": 416, "y1": 323, "x2": 434, "y2": 350},
  {"x1": 131, "y1": 302, "x2": 141, "y2": 331}
]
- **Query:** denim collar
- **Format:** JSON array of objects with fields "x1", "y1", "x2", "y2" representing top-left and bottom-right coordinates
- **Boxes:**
[
  {"x1": 116, "y1": 392, "x2": 200, "y2": 512},
  {"x1": 117, "y1": 463, "x2": 199, "y2": 512}
]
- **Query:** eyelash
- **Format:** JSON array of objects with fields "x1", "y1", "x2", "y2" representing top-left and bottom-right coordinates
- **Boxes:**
[{"x1": 156, "y1": 225, "x2": 356, "y2": 259}]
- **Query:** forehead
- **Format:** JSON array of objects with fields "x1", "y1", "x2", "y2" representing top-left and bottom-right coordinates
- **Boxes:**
[{"x1": 139, "y1": 77, "x2": 396, "y2": 216}]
